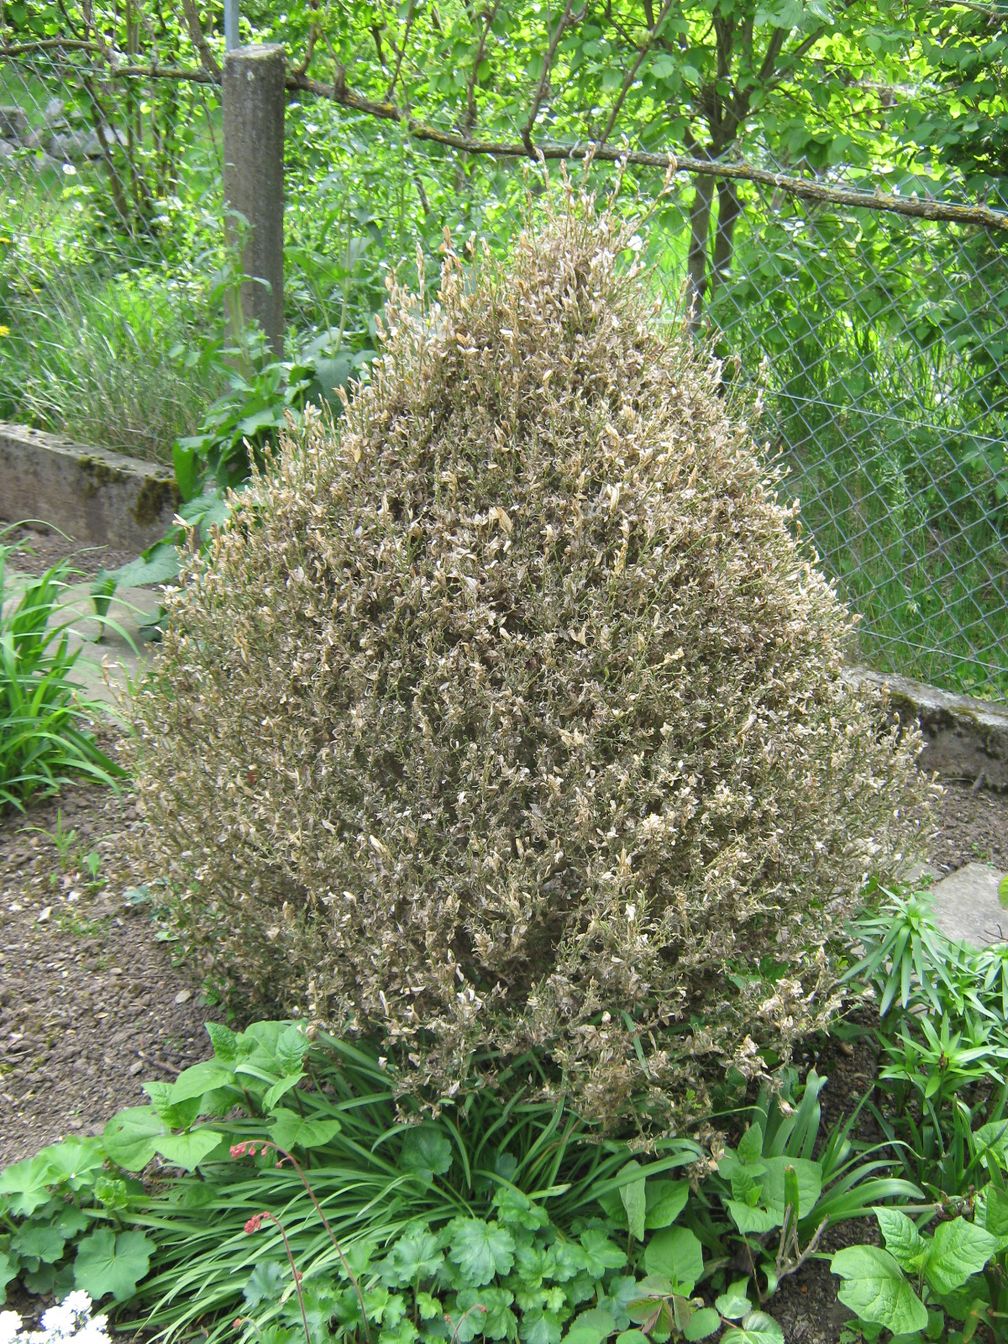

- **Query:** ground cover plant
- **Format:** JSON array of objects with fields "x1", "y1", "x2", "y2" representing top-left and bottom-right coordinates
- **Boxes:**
[
  {"x1": 4, "y1": 890, "x2": 1008, "y2": 1343},
  {"x1": 126, "y1": 189, "x2": 934, "y2": 1134},
  {"x1": 0, "y1": 528, "x2": 122, "y2": 811}
]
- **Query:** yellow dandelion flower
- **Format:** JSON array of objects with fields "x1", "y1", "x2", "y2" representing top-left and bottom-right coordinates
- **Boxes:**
[{"x1": 0, "y1": 325, "x2": 9, "y2": 338}]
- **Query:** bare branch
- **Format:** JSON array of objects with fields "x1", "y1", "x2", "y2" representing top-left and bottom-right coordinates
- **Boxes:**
[
  {"x1": 386, "y1": 0, "x2": 417, "y2": 103},
  {"x1": 180, "y1": 0, "x2": 220, "y2": 80},
  {"x1": 4, "y1": 35, "x2": 1004, "y2": 235},
  {"x1": 288, "y1": 69, "x2": 1008, "y2": 231},
  {"x1": 521, "y1": 0, "x2": 586, "y2": 156},
  {"x1": 0, "y1": 37, "x2": 106, "y2": 56},
  {"x1": 462, "y1": 0, "x2": 501, "y2": 137}
]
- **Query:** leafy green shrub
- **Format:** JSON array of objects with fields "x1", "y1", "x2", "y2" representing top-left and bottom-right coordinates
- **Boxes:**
[
  {"x1": 127, "y1": 191, "x2": 933, "y2": 1130},
  {"x1": 0, "y1": 528, "x2": 122, "y2": 810},
  {"x1": 842, "y1": 886, "x2": 1008, "y2": 1202},
  {"x1": 0, "y1": 1016, "x2": 911, "y2": 1344}
]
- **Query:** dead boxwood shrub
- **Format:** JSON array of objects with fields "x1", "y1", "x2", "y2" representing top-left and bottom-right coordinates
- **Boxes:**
[{"x1": 128, "y1": 193, "x2": 933, "y2": 1131}]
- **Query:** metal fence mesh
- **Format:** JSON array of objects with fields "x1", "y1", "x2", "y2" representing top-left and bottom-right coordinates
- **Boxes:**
[
  {"x1": 1, "y1": 48, "x2": 1005, "y2": 698},
  {"x1": 701, "y1": 177, "x2": 1008, "y2": 696}
]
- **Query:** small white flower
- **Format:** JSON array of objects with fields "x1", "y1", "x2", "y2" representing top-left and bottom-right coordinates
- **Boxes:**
[
  {"x1": 0, "y1": 1311, "x2": 24, "y2": 1344},
  {"x1": 5, "y1": 1297, "x2": 108, "y2": 1344}
]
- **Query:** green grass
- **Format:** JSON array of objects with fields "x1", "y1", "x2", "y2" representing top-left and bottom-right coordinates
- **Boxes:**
[
  {"x1": 0, "y1": 60, "x2": 231, "y2": 461},
  {"x1": 0, "y1": 529, "x2": 124, "y2": 811},
  {"x1": 0, "y1": 262, "x2": 230, "y2": 462}
]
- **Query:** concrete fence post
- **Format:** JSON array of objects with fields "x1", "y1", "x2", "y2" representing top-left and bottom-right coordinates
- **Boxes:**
[{"x1": 222, "y1": 44, "x2": 285, "y2": 357}]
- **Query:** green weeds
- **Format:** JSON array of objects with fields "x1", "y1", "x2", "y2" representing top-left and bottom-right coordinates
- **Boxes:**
[{"x1": 0, "y1": 528, "x2": 124, "y2": 811}]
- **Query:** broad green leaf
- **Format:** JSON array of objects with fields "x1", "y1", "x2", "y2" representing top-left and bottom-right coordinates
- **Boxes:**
[
  {"x1": 615, "y1": 1332, "x2": 648, "y2": 1344},
  {"x1": 721, "y1": 1311, "x2": 786, "y2": 1344},
  {"x1": 715, "y1": 1279, "x2": 753, "y2": 1320},
  {"x1": 23, "y1": 1263, "x2": 73, "y2": 1298},
  {"x1": 627, "y1": 1275, "x2": 675, "y2": 1320},
  {"x1": 447, "y1": 1219, "x2": 515, "y2": 1286},
  {"x1": 205, "y1": 1021, "x2": 241, "y2": 1063},
  {"x1": 243, "y1": 1259, "x2": 289, "y2": 1308},
  {"x1": 579, "y1": 1228, "x2": 626, "y2": 1271},
  {"x1": 924, "y1": 1218, "x2": 998, "y2": 1294},
  {"x1": 875, "y1": 1207, "x2": 927, "y2": 1271},
  {"x1": 416, "y1": 1292, "x2": 443, "y2": 1322},
  {"x1": 105, "y1": 544, "x2": 180, "y2": 590},
  {"x1": 493, "y1": 1187, "x2": 549, "y2": 1232},
  {"x1": 155, "y1": 1129, "x2": 224, "y2": 1171},
  {"x1": 644, "y1": 1178, "x2": 689, "y2": 1230},
  {"x1": 832, "y1": 1245, "x2": 928, "y2": 1335},
  {"x1": 378, "y1": 1226, "x2": 444, "y2": 1286},
  {"x1": 0, "y1": 1249, "x2": 17, "y2": 1294},
  {"x1": 521, "y1": 1308, "x2": 564, "y2": 1344},
  {"x1": 262, "y1": 1071, "x2": 305, "y2": 1110},
  {"x1": 167, "y1": 1059, "x2": 237, "y2": 1103},
  {"x1": 979, "y1": 1184, "x2": 1008, "y2": 1244},
  {"x1": 455, "y1": 1286, "x2": 516, "y2": 1340},
  {"x1": 737, "y1": 1124, "x2": 765, "y2": 1165},
  {"x1": 55, "y1": 1206, "x2": 91, "y2": 1238},
  {"x1": 972, "y1": 1120, "x2": 1008, "y2": 1161},
  {"x1": 726, "y1": 1200, "x2": 780, "y2": 1234},
  {"x1": 641, "y1": 1226, "x2": 703, "y2": 1293},
  {"x1": 401, "y1": 1125, "x2": 453, "y2": 1177},
  {"x1": 73, "y1": 1228, "x2": 154, "y2": 1301},
  {"x1": 0, "y1": 1156, "x2": 54, "y2": 1216},
  {"x1": 37, "y1": 1138, "x2": 105, "y2": 1186},
  {"x1": 761, "y1": 1157, "x2": 822, "y2": 1218},
  {"x1": 143, "y1": 1081, "x2": 202, "y2": 1130},
  {"x1": 998, "y1": 874, "x2": 1008, "y2": 908},
  {"x1": 268, "y1": 1107, "x2": 341, "y2": 1152},
  {"x1": 564, "y1": 1306, "x2": 617, "y2": 1344},
  {"x1": 683, "y1": 1307, "x2": 721, "y2": 1340},
  {"x1": 617, "y1": 1162, "x2": 647, "y2": 1242},
  {"x1": 11, "y1": 1222, "x2": 66, "y2": 1264},
  {"x1": 603, "y1": 1274, "x2": 644, "y2": 1324},
  {"x1": 101, "y1": 1107, "x2": 167, "y2": 1172}
]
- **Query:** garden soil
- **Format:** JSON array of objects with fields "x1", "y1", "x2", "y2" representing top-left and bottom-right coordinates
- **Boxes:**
[{"x1": 1, "y1": 740, "x2": 1007, "y2": 1342}]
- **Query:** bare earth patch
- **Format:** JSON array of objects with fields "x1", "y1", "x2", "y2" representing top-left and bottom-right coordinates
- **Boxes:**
[{"x1": 0, "y1": 773, "x2": 218, "y2": 1169}]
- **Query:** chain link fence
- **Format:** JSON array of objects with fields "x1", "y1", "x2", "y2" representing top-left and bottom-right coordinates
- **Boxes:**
[
  {"x1": 1, "y1": 46, "x2": 1006, "y2": 698},
  {"x1": 703, "y1": 173, "x2": 1008, "y2": 698}
]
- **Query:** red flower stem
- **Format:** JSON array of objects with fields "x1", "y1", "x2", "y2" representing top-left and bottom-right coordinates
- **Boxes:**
[
  {"x1": 263, "y1": 1213, "x2": 312, "y2": 1344},
  {"x1": 241, "y1": 1140, "x2": 372, "y2": 1344}
]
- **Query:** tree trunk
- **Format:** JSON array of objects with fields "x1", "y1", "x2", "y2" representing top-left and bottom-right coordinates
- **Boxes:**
[
  {"x1": 710, "y1": 178, "x2": 741, "y2": 295},
  {"x1": 686, "y1": 171, "x2": 714, "y2": 331}
]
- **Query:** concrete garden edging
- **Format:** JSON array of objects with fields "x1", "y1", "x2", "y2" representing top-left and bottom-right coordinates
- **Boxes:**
[
  {"x1": 0, "y1": 422, "x2": 178, "y2": 552},
  {"x1": 851, "y1": 666, "x2": 1008, "y2": 792}
]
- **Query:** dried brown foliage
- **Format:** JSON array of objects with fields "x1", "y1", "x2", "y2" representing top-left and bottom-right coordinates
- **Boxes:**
[{"x1": 127, "y1": 191, "x2": 933, "y2": 1131}]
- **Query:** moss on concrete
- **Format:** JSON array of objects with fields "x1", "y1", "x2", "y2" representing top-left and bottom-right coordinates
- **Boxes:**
[
  {"x1": 132, "y1": 475, "x2": 178, "y2": 527},
  {"x1": 77, "y1": 455, "x2": 128, "y2": 495}
]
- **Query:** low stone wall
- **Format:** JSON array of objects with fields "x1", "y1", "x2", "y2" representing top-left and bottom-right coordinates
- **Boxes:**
[
  {"x1": 0, "y1": 423, "x2": 178, "y2": 553},
  {"x1": 851, "y1": 667, "x2": 1008, "y2": 791}
]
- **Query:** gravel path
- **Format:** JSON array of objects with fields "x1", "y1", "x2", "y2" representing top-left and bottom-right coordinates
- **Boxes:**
[{"x1": 0, "y1": 773, "x2": 218, "y2": 1168}]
